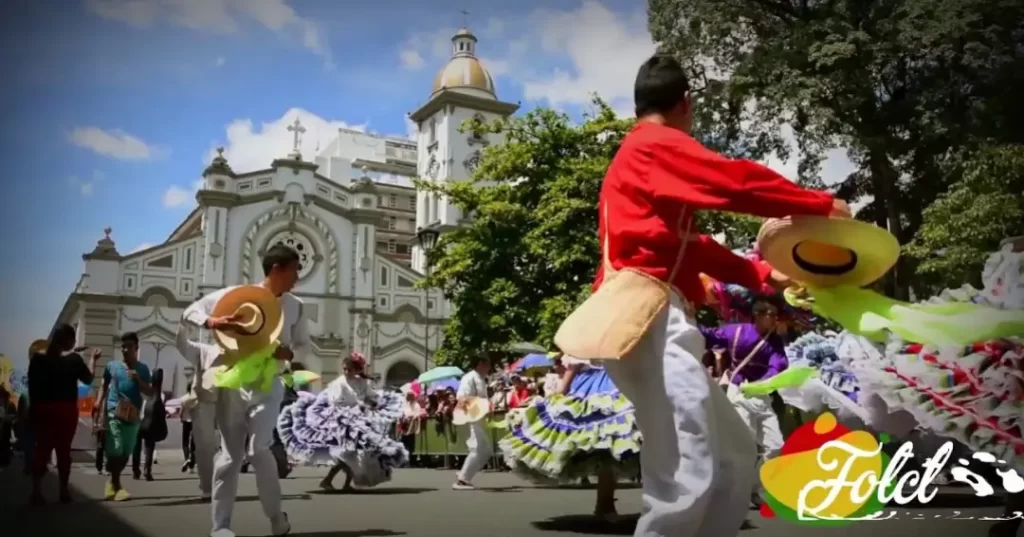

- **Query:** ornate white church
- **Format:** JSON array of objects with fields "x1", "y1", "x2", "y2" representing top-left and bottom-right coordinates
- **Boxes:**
[{"x1": 50, "y1": 26, "x2": 519, "y2": 396}]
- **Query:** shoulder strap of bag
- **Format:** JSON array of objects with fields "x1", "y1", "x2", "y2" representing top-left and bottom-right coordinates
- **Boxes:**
[{"x1": 722, "y1": 326, "x2": 769, "y2": 385}]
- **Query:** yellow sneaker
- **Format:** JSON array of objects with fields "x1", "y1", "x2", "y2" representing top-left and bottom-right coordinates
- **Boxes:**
[
  {"x1": 104, "y1": 482, "x2": 116, "y2": 500},
  {"x1": 113, "y1": 489, "x2": 131, "y2": 502}
]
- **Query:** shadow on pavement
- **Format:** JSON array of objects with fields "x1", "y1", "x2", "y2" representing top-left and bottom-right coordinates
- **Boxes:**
[
  {"x1": 530, "y1": 514, "x2": 758, "y2": 535},
  {"x1": 137, "y1": 493, "x2": 312, "y2": 507},
  {"x1": 2, "y1": 457, "x2": 153, "y2": 537},
  {"x1": 288, "y1": 531, "x2": 404, "y2": 537},
  {"x1": 309, "y1": 487, "x2": 435, "y2": 495},
  {"x1": 531, "y1": 514, "x2": 639, "y2": 535}
]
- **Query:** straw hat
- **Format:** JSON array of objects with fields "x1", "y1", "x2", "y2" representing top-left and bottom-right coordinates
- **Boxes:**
[
  {"x1": 210, "y1": 285, "x2": 284, "y2": 358},
  {"x1": 452, "y1": 396, "x2": 491, "y2": 425},
  {"x1": 28, "y1": 339, "x2": 48, "y2": 357},
  {"x1": 756, "y1": 216, "x2": 899, "y2": 288}
]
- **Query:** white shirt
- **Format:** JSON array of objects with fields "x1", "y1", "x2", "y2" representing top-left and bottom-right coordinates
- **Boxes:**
[
  {"x1": 174, "y1": 323, "x2": 225, "y2": 402},
  {"x1": 457, "y1": 370, "x2": 487, "y2": 399},
  {"x1": 542, "y1": 373, "x2": 561, "y2": 395},
  {"x1": 179, "y1": 284, "x2": 311, "y2": 395},
  {"x1": 325, "y1": 375, "x2": 377, "y2": 406}
]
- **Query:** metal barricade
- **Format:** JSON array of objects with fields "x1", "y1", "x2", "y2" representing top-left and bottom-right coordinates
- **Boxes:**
[{"x1": 400, "y1": 412, "x2": 509, "y2": 470}]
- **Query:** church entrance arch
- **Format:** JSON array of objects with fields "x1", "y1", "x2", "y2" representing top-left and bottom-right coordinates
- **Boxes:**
[{"x1": 384, "y1": 361, "x2": 420, "y2": 389}]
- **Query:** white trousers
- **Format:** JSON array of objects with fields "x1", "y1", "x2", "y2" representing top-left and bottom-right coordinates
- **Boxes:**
[
  {"x1": 604, "y1": 294, "x2": 757, "y2": 537},
  {"x1": 457, "y1": 421, "x2": 493, "y2": 483},
  {"x1": 211, "y1": 380, "x2": 285, "y2": 532},
  {"x1": 191, "y1": 401, "x2": 218, "y2": 495},
  {"x1": 725, "y1": 384, "x2": 784, "y2": 495},
  {"x1": 725, "y1": 385, "x2": 784, "y2": 460}
]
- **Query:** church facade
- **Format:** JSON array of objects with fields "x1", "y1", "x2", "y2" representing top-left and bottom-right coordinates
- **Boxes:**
[{"x1": 50, "y1": 26, "x2": 519, "y2": 397}]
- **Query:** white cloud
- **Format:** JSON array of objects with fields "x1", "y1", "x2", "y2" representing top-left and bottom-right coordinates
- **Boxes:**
[
  {"x1": 68, "y1": 127, "x2": 166, "y2": 160},
  {"x1": 520, "y1": 1, "x2": 656, "y2": 115},
  {"x1": 215, "y1": 56, "x2": 226, "y2": 67},
  {"x1": 205, "y1": 108, "x2": 367, "y2": 174},
  {"x1": 131, "y1": 242, "x2": 155, "y2": 253},
  {"x1": 400, "y1": 49, "x2": 425, "y2": 71},
  {"x1": 84, "y1": 0, "x2": 333, "y2": 69},
  {"x1": 68, "y1": 170, "x2": 105, "y2": 197},
  {"x1": 404, "y1": 117, "x2": 418, "y2": 140},
  {"x1": 162, "y1": 178, "x2": 202, "y2": 209}
]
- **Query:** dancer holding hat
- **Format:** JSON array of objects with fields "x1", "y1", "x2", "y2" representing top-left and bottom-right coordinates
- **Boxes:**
[
  {"x1": 554, "y1": 53, "x2": 849, "y2": 537},
  {"x1": 179, "y1": 244, "x2": 310, "y2": 537},
  {"x1": 452, "y1": 356, "x2": 493, "y2": 490},
  {"x1": 277, "y1": 352, "x2": 408, "y2": 491}
]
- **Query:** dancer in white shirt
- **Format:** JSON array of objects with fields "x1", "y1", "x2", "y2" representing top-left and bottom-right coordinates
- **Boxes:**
[
  {"x1": 179, "y1": 245, "x2": 310, "y2": 537},
  {"x1": 452, "y1": 356, "x2": 492, "y2": 490},
  {"x1": 174, "y1": 323, "x2": 221, "y2": 500}
]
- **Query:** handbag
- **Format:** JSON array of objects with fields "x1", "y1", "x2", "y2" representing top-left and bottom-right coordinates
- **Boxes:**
[
  {"x1": 114, "y1": 396, "x2": 140, "y2": 423},
  {"x1": 554, "y1": 206, "x2": 673, "y2": 360},
  {"x1": 718, "y1": 327, "x2": 769, "y2": 388}
]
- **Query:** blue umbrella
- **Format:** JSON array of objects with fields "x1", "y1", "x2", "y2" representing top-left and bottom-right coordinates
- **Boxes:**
[
  {"x1": 513, "y1": 353, "x2": 554, "y2": 373},
  {"x1": 428, "y1": 378, "x2": 459, "y2": 394},
  {"x1": 417, "y1": 366, "x2": 463, "y2": 385}
]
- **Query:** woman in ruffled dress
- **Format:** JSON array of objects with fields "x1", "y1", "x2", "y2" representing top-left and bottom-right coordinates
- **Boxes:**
[
  {"x1": 499, "y1": 354, "x2": 641, "y2": 520},
  {"x1": 277, "y1": 353, "x2": 408, "y2": 492},
  {"x1": 782, "y1": 238, "x2": 1023, "y2": 537}
]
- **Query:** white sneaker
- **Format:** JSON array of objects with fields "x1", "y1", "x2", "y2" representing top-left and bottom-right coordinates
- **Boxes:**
[
  {"x1": 200, "y1": 491, "x2": 212, "y2": 501},
  {"x1": 452, "y1": 480, "x2": 475, "y2": 490},
  {"x1": 210, "y1": 529, "x2": 235, "y2": 537},
  {"x1": 271, "y1": 513, "x2": 290, "y2": 536}
]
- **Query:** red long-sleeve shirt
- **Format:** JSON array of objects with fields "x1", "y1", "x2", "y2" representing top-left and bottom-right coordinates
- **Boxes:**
[{"x1": 594, "y1": 121, "x2": 834, "y2": 305}]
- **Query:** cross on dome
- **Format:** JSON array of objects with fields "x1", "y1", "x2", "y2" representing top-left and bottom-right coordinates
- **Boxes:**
[{"x1": 287, "y1": 117, "x2": 306, "y2": 159}]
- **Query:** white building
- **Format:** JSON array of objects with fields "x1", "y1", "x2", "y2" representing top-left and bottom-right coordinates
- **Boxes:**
[{"x1": 50, "y1": 26, "x2": 519, "y2": 397}]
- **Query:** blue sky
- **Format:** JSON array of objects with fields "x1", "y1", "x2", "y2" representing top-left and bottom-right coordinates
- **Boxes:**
[{"x1": 0, "y1": 0, "x2": 856, "y2": 369}]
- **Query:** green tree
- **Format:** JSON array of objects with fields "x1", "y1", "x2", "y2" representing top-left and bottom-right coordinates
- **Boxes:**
[
  {"x1": 648, "y1": 0, "x2": 1024, "y2": 298},
  {"x1": 421, "y1": 99, "x2": 774, "y2": 368},
  {"x1": 420, "y1": 101, "x2": 630, "y2": 368},
  {"x1": 905, "y1": 145, "x2": 1024, "y2": 295}
]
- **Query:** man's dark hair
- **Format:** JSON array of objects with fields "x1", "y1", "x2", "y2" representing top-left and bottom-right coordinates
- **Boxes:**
[
  {"x1": 262, "y1": 244, "x2": 301, "y2": 276},
  {"x1": 752, "y1": 294, "x2": 783, "y2": 313},
  {"x1": 470, "y1": 355, "x2": 490, "y2": 368},
  {"x1": 120, "y1": 332, "x2": 139, "y2": 345},
  {"x1": 51, "y1": 323, "x2": 76, "y2": 347},
  {"x1": 634, "y1": 53, "x2": 691, "y2": 117},
  {"x1": 290, "y1": 361, "x2": 306, "y2": 372}
]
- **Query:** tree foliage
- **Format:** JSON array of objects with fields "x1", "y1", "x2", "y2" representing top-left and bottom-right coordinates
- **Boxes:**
[
  {"x1": 905, "y1": 145, "x2": 1024, "y2": 295},
  {"x1": 648, "y1": 0, "x2": 1024, "y2": 298},
  {"x1": 419, "y1": 100, "x2": 630, "y2": 368},
  {"x1": 421, "y1": 99, "x2": 773, "y2": 368}
]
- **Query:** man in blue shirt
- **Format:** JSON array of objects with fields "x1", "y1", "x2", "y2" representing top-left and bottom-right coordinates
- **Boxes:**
[{"x1": 100, "y1": 332, "x2": 153, "y2": 501}]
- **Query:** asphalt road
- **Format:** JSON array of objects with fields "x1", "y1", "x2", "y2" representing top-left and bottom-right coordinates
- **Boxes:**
[{"x1": 0, "y1": 450, "x2": 1013, "y2": 537}]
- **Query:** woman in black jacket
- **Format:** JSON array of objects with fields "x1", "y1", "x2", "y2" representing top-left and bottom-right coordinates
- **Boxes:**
[{"x1": 132, "y1": 369, "x2": 166, "y2": 481}]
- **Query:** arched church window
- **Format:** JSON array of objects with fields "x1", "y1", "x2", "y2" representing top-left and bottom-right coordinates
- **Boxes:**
[
  {"x1": 463, "y1": 151, "x2": 481, "y2": 174},
  {"x1": 266, "y1": 231, "x2": 316, "y2": 280}
]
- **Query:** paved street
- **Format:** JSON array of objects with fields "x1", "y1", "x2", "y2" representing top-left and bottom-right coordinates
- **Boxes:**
[{"x1": 0, "y1": 450, "x2": 1011, "y2": 537}]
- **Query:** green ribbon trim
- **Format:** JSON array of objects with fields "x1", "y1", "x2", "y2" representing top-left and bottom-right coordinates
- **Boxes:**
[
  {"x1": 786, "y1": 285, "x2": 1024, "y2": 347},
  {"x1": 210, "y1": 343, "x2": 280, "y2": 392},
  {"x1": 739, "y1": 366, "x2": 817, "y2": 396}
]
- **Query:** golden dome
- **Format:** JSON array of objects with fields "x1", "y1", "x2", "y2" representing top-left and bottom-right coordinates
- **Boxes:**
[{"x1": 430, "y1": 27, "x2": 496, "y2": 98}]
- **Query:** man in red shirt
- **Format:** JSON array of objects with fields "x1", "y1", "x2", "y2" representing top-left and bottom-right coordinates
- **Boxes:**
[{"x1": 598, "y1": 54, "x2": 850, "y2": 537}]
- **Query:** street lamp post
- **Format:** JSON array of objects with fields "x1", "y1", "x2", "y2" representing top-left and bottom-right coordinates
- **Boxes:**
[{"x1": 416, "y1": 226, "x2": 440, "y2": 375}]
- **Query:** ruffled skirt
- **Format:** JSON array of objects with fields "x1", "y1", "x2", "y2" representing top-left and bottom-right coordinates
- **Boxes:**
[
  {"x1": 853, "y1": 340, "x2": 1023, "y2": 470},
  {"x1": 498, "y1": 367, "x2": 641, "y2": 483},
  {"x1": 277, "y1": 390, "x2": 409, "y2": 487}
]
